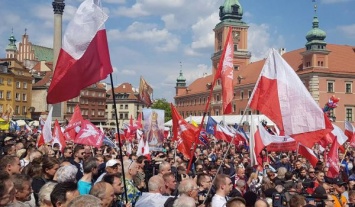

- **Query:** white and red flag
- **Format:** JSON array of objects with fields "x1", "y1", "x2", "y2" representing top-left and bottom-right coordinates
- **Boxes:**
[
  {"x1": 47, "y1": 0, "x2": 113, "y2": 104},
  {"x1": 254, "y1": 122, "x2": 296, "y2": 165},
  {"x1": 345, "y1": 121, "x2": 355, "y2": 146},
  {"x1": 75, "y1": 120, "x2": 104, "y2": 148},
  {"x1": 42, "y1": 107, "x2": 53, "y2": 144},
  {"x1": 52, "y1": 120, "x2": 67, "y2": 153},
  {"x1": 298, "y1": 144, "x2": 318, "y2": 167},
  {"x1": 248, "y1": 49, "x2": 333, "y2": 148}
]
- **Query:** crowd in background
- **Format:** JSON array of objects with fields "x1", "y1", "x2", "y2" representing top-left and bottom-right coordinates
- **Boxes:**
[{"x1": 0, "y1": 128, "x2": 355, "y2": 207}]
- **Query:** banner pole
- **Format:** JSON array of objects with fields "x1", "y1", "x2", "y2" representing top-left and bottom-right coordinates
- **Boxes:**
[{"x1": 109, "y1": 73, "x2": 128, "y2": 204}]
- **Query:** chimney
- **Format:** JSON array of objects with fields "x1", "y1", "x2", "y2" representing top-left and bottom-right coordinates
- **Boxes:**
[{"x1": 279, "y1": 48, "x2": 286, "y2": 55}]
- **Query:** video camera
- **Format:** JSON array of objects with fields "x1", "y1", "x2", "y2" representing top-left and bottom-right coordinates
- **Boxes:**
[
  {"x1": 303, "y1": 194, "x2": 327, "y2": 207},
  {"x1": 272, "y1": 193, "x2": 287, "y2": 207}
]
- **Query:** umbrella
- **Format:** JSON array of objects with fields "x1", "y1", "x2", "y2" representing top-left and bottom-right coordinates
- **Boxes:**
[
  {"x1": 29, "y1": 120, "x2": 39, "y2": 127},
  {"x1": 16, "y1": 120, "x2": 26, "y2": 126}
]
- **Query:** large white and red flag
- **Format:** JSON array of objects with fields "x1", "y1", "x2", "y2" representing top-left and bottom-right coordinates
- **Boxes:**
[
  {"x1": 345, "y1": 121, "x2": 355, "y2": 146},
  {"x1": 248, "y1": 49, "x2": 333, "y2": 148},
  {"x1": 298, "y1": 144, "x2": 318, "y2": 167},
  {"x1": 75, "y1": 120, "x2": 104, "y2": 148},
  {"x1": 52, "y1": 120, "x2": 67, "y2": 153},
  {"x1": 254, "y1": 122, "x2": 296, "y2": 165},
  {"x1": 47, "y1": 0, "x2": 113, "y2": 104},
  {"x1": 212, "y1": 27, "x2": 233, "y2": 114}
]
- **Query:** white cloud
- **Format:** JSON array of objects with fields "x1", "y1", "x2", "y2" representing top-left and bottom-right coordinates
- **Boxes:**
[
  {"x1": 113, "y1": 4, "x2": 150, "y2": 18},
  {"x1": 248, "y1": 23, "x2": 284, "y2": 62},
  {"x1": 321, "y1": 0, "x2": 351, "y2": 4},
  {"x1": 120, "y1": 69, "x2": 136, "y2": 76},
  {"x1": 337, "y1": 24, "x2": 355, "y2": 38},
  {"x1": 103, "y1": 0, "x2": 126, "y2": 4}
]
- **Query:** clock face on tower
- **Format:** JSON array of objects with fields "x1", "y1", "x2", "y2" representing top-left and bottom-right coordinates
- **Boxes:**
[{"x1": 233, "y1": 31, "x2": 240, "y2": 42}]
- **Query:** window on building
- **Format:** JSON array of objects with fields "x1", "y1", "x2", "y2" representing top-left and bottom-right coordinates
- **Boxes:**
[
  {"x1": 0, "y1": 105, "x2": 2, "y2": 113},
  {"x1": 119, "y1": 113, "x2": 123, "y2": 119},
  {"x1": 124, "y1": 113, "x2": 128, "y2": 120},
  {"x1": 240, "y1": 110, "x2": 244, "y2": 115},
  {"x1": 248, "y1": 111, "x2": 252, "y2": 115},
  {"x1": 16, "y1": 81, "x2": 20, "y2": 89},
  {"x1": 22, "y1": 94, "x2": 27, "y2": 102},
  {"x1": 23, "y1": 82, "x2": 27, "y2": 89},
  {"x1": 240, "y1": 91, "x2": 244, "y2": 100},
  {"x1": 0, "y1": 78, "x2": 3, "y2": 84},
  {"x1": 248, "y1": 90, "x2": 252, "y2": 99},
  {"x1": 215, "y1": 110, "x2": 219, "y2": 116},
  {"x1": 22, "y1": 106, "x2": 27, "y2": 115},
  {"x1": 6, "y1": 91, "x2": 11, "y2": 100},
  {"x1": 125, "y1": 105, "x2": 128, "y2": 109},
  {"x1": 327, "y1": 81, "x2": 334, "y2": 93},
  {"x1": 92, "y1": 110, "x2": 95, "y2": 116},
  {"x1": 15, "y1": 106, "x2": 20, "y2": 115},
  {"x1": 120, "y1": 104, "x2": 123, "y2": 109},
  {"x1": 15, "y1": 93, "x2": 20, "y2": 101},
  {"x1": 0, "y1": 91, "x2": 3, "y2": 99},
  {"x1": 216, "y1": 95, "x2": 220, "y2": 102},
  {"x1": 346, "y1": 82, "x2": 352, "y2": 93},
  {"x1": 233, "y1": 104, "x2": 236, "y2": 112},
  {"x1": 7, "y1": 79, "x2": 11, "y2": 86},
  {"x1": 346, "y1": 108, "x2": 353, "y2": 122}
]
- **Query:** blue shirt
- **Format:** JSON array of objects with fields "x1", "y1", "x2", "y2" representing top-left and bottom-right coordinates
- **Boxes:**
[{"x1": 78, "y1": 180, "x2": 92, "y2": 195}]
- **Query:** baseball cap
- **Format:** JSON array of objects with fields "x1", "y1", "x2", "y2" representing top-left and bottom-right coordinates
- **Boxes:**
[
  {"x1": 4, "y1": 137, "x2": 13, "y2": 142},
  {"x1": 106, "y1": 159, "x2": 119, "y2": 168},
  {"x1": 335, "y1": 177, "x2": 347, "y2": 186}
]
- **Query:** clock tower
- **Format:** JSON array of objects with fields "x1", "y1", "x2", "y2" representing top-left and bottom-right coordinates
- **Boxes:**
[{"x1": 211, "y1": 0, "x2": 251, "y2": 78}]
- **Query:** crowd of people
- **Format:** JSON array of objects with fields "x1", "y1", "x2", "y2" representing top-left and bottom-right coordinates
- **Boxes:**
[{"x1": 0, "y1": 128, "x2": 355, "y2": 207}]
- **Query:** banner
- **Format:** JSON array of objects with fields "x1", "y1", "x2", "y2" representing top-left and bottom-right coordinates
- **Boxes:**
[{"x1": 143, "y1": 109, "x2": 165, "y2": 151}]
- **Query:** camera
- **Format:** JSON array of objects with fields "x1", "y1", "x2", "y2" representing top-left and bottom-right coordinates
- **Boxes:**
[{"x1": 272, "y1": 193, "x2": 287, "y2": 207}]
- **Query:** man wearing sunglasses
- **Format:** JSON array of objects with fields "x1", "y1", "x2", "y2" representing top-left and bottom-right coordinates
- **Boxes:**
[{"x1": 95, "y1": 159, "x2": 120, "y2": 184}]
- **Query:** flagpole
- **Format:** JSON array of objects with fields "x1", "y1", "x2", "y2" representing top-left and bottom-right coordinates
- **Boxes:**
[{"x1": 109, "y1": 73, "x2": 128, "y2": 204}]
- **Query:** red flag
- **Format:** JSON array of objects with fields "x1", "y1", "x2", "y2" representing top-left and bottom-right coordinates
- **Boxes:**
[
  {"x1": 52, "y1": 120, "x2": 67, "y2": 153},
  {"x1": 248, "y1": 49, "x2": 332, "y2": 148},
  {"x1": 139, "y1": 77, "x2": 153, "y2": 107},
  {"x1": 75, "y1": 120, "x2": 104, "y2": 148},
  {"x1": 171, "y1": 104, "x2": 197, "y2": 159},
  {"x1": 65, "y1": 105, "x2": 84, "y2": 141},
  {"x1": 345, "y1": 121, "x2": 355, "y2": 147},
  {"x1": 215, "y1": 124, "x2": 233, "y2": 142},
  {"x1": 212, "y1": 27, "x2": 233, "y2": 114},
  {"x1": 136, "y1": 112, "x2": 143, "y2": 129},
  {"x1": 47, "y1": 0, "x2": 113, "y2": 104},
  {"x1": 298, "y1": 144, "x2": 318, "y2": 167},
  {"x1": 36, "y1": 134, "x2": 45, "y2": 148},
  {"x1": 326, "y1": 140, "x2": 340, "y2": 178}
]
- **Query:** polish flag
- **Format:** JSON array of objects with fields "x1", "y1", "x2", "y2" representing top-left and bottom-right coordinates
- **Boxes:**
[
  {"x1": 332, "y1": 124, "x2": 348, "y2": 146},
  {"x1": 52, "y1": 120, "x2": 67, "y2": 153},
  {"x1": 248, "y1": 49, "x2": 333, "y2": 148},
  {"x1": 298, "y1": 144, "x2": 318, "y2": 167},
  {"x1": 254, "y1": 122, "x2": 296, "y2": 165},
  {"x1": 136, "y1": 129, "x2": 149, "y2": 156},
  {"x1": 42, "y1": 107, "x2": 53, "y2": 144},
  {"x1": 345, "y1": 121, "x2": 355, "y2": 146},
  {"x1": 47, "y1": 0, "x2": 113, "y2": 104}
]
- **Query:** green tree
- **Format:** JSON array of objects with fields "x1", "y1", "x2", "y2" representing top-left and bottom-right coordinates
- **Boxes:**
[{"x1": 151, "y1": 98, "x2": 172, "y2": 122}]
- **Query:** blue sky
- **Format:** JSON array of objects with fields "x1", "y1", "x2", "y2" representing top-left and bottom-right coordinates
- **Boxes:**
[{"x1": 0, "y1": 0, "x2": 354, "y2": 102}]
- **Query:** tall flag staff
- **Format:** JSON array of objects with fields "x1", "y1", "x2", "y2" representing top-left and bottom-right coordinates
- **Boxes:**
[{"x1": 46, "y1": 0, "x2": 128, "y2": 203}]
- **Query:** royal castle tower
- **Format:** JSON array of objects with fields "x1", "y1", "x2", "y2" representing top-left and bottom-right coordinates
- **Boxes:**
[{"x1": 211, "y1": 0, "x2": 251, "y2": 78}]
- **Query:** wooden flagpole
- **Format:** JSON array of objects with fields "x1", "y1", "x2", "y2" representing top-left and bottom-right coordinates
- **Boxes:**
[{"x1": 109, "y1": 73, "x2": 128, "y2": 204}]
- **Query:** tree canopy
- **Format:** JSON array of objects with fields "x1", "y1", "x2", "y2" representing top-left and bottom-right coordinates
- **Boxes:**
[{"x1": 151, "y1": 98, "x2": 171, "y2": 122}]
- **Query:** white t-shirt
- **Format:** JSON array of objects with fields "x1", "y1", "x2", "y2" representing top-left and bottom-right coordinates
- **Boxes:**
[{"x1": 211, "y1": 194, "x2": 227, "y2": 207}]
